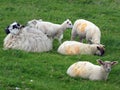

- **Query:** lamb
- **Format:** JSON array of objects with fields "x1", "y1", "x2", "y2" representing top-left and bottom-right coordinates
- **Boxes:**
[
  {"x1": 27, "y1": 19, "x2": 73, "y2": 43},
  {"x1": 57, "y1": 41, "x2": 105, "y2": 56},
  {"x1": 3, "y1": 22, "x2": 53, "y2": 52},
  {"x1": 67, "y1": 59, "x2": 118, "y2": 81},
  {"x1": 71, "y1": 19, "x2": 101, "y2": 44}
]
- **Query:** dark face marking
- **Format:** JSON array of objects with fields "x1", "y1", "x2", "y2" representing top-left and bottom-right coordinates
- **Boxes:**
[
  {"x1": 13, "y1": 23, "x2": 20, "y2": 29},
  {"x1": 97, "y1": 46, "x2": 105, "y2": 56},
  {"x1": 5, "y1": 22, "x2": 21, "y2": 35},
  {"x1": 5, "y1": 26, "x2": 10, "y2": 34},
  {"x1": 13, "y1": 25, "x2": 18, "y2": 29}
]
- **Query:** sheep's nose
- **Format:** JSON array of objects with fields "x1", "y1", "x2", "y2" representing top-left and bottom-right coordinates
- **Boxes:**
[{"x1": 107, "y1": 68, "x2": 111, "y2": 72}]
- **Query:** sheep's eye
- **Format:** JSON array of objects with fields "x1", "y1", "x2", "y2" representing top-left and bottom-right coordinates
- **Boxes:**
[
  {"x1": 67, "y1": 21, "x2": 69, "y2": 24},
  {"x1": 69, "y1": 24, "x2": 71, "y2": 25},
  {"x1": 13, "y1": 25, "x2": 18, "y2": 29}
]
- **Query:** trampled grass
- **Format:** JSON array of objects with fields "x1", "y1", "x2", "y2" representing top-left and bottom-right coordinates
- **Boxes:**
[{"x1": 0, "y1": 0, "x2": 120, "y2": 90}]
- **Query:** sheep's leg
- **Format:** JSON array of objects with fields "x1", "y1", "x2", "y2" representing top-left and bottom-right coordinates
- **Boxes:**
[
  {"x1": 71, "y1": 31, "x2": 77, "y2": 40},
  {"x1": 79, "y1": 36, "x2": 83, "y2": 42},
  {"x1": 86, "y1": 35, "x2": 92, "y2": 44},
  {"x1": 87, "y1": 39, "x2": 92, "y2": 44},
  {"x1": 58, "y1": 34, "x2": 63, "y2": 44}
]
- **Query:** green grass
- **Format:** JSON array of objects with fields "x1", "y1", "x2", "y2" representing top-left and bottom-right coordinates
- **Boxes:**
[{"x1": 0, "y1": 0, "x2": 120, "y2": 90}]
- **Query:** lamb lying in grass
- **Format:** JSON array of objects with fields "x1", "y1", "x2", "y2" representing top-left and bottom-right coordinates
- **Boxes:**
[
  {"x1": 57, "y1": 41, "x2": 105, "y2": 56},
  {"x1": 71, "y1": 19, "x2": 101, "y2": 44},
  {"x1": 4, "y1": 22, "x2": 53, "y2": 52},
  {"x1": 67, "y1": 59, "x2": 118, "y2": 81},
  {"x1": 27, "y1": 19, "x2": 73, "y2": 43}
]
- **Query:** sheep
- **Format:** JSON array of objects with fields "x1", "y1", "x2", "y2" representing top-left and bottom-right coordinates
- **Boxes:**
[
  {"x1": 57, "y1": 41, "x2": 105, "y2": 56},
  {"x1": 3, "y1": 22, "x2": 53, "y2": 52},
  {"x1": 27, "y1": 19, "x2": 73, "y2": 44},
  {"x1": 71, "y1": 19, "x2": 101, "y2": 44},
  {"x1": 67, "y1": 59, "x2": 118, "y2": 81}
]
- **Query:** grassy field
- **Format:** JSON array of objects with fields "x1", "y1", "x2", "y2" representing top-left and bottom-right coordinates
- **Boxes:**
[{"x1": 0, "y1": 0, "x2": 120, "y2": 90}]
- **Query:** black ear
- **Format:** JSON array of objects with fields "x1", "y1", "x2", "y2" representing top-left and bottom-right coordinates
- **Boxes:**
[
  {"x1": 111, "y1": 61, "x2": 118, "y2": 66},
  {"x1": 97, "y1": 59, "x2": 104, "y2": 65},
  {"x1": 32, "y1": 21, "x2": 37, "y2": 25},
  {"x1": 17, "y1": 23, "x2": 20, "y2": 26},
  {"x1": 5, "y1": 26, "x2": 10, "y2": 34},
  {"x1": 97, "y1": 46, "x2": 100, "y2": 50}
]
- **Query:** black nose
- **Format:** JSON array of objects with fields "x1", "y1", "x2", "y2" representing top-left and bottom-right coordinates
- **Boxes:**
[
  {"x1": 101, "y1": 50, "x2": 105, "y2": 56},
  {"x1": 107, "y1": 68, "x2": 111, "y2": 72}
]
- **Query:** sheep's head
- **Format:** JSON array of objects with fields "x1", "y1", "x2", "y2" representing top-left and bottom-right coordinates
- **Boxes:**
[
  {"x1": 97, "y1": 59, "x2": 118, "y2": 73},
  {"x1": 94, "y1": 44, "x2": 105, "y2": 56},
  {"x1": 5, "y1": 22, "x2": 22, "y2": 35},
  {"x1": 65, "y1": 19, "x2": 73, "y2": 29}
]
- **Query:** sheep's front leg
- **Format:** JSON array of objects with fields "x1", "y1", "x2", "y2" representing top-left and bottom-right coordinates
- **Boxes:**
[
  {"x1": 79, "y1": 36, "x2": 83, "y2": 42},
  {"x1": 71, "y1": 31, "x2": 77, "y2": 41},
  {"x1": 58, "y1": 34, "x2": 63, "y2": 44}
]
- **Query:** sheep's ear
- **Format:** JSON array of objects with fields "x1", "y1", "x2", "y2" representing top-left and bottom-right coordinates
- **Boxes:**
[
  {"x1": 111, "y1": 61, "x2": 118, "y2": 66},
  {"x1": 32, "y1": 21, "x2": 37, "y2": 25},
  {"x1": 97, "y1": 46, "x2": 100, "y2": 50},
  {"x1": 5, "y1": 26, "x2": 10, "y2": 34},
  {"x1": 97, "y1": 59, "x2": 104, "y2": 65},
  {"x1": 99, "y1": 44, "x2": 105, "y2": 48}
]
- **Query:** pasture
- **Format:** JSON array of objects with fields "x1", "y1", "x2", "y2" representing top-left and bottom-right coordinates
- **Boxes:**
[{"x1": 0, "y1": 0, "x2": 120, "y2": 90}]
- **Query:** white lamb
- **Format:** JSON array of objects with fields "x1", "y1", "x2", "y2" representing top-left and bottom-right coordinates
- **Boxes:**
[
  {"x1": 27, "y1": 19, "x2": 73, "y2": 43},
  {"x1": 67, "y1": 59, "x2": 118, "y2": 81},
  {"x1": 3, "y1": 22, "x2": 53, "y2": 52},
  {"x1": 71, "y1": 19, "x2": 101, "y2": 44},
  {"x1": 57, "y1": 41, "x2": 105, "y2": 56}
]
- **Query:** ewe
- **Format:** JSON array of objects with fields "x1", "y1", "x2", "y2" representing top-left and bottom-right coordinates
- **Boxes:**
[
  {"x1": 4, "y1": 22, "x2": 53, "y2": 52},
  {"x1": 71, "y1": 19, "x2": 101, "y2": 44},
  {"x1": 27, "y1": 19, "x2": 73, "y2": 44},
  {"x1": 57, "y1": 41, "x2": 105, "y2": 56},
  {"x1": 67, "y1": 59, "x2": 118, "y2": 81}
]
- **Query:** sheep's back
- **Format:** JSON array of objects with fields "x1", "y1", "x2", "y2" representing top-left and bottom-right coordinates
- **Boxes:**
[
  {"x1": 73, "y1": 19, "x2": 99, "y2": 35},
  {"x1": 4, "y1": 27, "x2": 53, "y2": 52},
  {"x1": 67, "y1": 61, "x2": 94, "y2": 78},
  {"x1": 57, "y1": 41, "x2": 93, "y2": 55},
  {"x1": 57, "y1": 41, "x2": 82, "y2": 55}
]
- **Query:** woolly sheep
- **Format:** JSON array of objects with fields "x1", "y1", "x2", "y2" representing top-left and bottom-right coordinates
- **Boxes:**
[
  {"x1": 57, "y1": 41, "x2": 105, "y2": 56},
  {"x1": 67, "y1": 59, "x2": 118, "y2": 81},
  {"x1": 71, "y1": 19, "x2": 101, "y2": 44},
  {"x1": 3, "y1": 22, "x2": 53, "y2": 52},
  {"x1": 27, "y1": 19, "x2": 73, "y2": 43}
]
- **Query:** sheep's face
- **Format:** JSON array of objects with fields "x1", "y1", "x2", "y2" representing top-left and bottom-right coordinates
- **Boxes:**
[
  {"x1": 95, "y1": 45, "x2": 105, "y2": 56},
  {"x1": 97, "y1": 60, "x2": 118, "y2": 73},
  {"x1": 5, "y1": 22, "x2": 21, "y2": 35},
  {"x1": 66, "y1": 19, "x2": 73, "y2": 29}
]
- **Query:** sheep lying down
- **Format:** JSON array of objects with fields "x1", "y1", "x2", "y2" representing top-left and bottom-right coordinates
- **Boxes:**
[
  {"x1": 67, "y1": 59, "x2": 118, "y2": 81},
  {"x1": 3, "y1": 22, "x2": 53, "y2": 52},
  {"x1": 57, "y1": 41, "x2": 105, "y2": 56}
]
